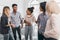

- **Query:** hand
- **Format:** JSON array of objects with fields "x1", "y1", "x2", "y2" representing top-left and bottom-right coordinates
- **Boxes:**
[
  {"x1": 20, "y1": 24, "x2": 23, "y2": 28},
  {"x1": 38, "y1": 25, "x2": 41, "y2": 29},
  {"x1": 6, "y1": 24, "x2": 10, "y2": 27},
  {"x1": 27, "y1": 22, "x2": 32, "y2": 26},
  {"x1": 24, "y1": 20, "x2": 31, "y2": 26},
  {"x1": 11, "y1": 24, "x2": 15, "y2": 28}
]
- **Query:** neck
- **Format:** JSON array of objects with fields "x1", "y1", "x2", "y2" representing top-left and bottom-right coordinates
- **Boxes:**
[{"x1": 13, "y1": 11, "x2": 17, "y2": 15}]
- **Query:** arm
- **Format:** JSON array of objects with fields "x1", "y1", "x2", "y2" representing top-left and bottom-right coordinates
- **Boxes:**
[
  {"x1": 10, "y1": 15, "x2": 15, "y2": 28},
  {"x1": 24, "y1": 16, "x2": 32, "y2": 26},
  {"x1": 19, "y1": 13, "x2": 23, "y2": 28},
  {"x1": 1, "y1": 16, "x2": 9, "y2": 27},
  {"x1": 33, "y1": 16, "x2": 36, "y2": 23},
  {"x1": 37, "y1": 15, "x2": 41, "y2": 28}
]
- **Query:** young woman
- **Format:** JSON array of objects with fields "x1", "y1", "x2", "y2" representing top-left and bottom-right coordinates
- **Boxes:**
[
  {"x1": 1, "y1": 6, "x2": 10, "y2": 40},
  {"x1": 37, "y1": 2, "x2": 48, "y2": 40},
  {"x1": 44, "y1": 1, "x2": 60, "y2": 40},
  {"x1": 24, "y1": 7, "x2": 36, "y2": 40}
]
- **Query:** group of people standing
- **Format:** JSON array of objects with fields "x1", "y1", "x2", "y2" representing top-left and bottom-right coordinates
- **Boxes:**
[{"x1": 0, "y1": 1, "x2": 60, "y2": 40}]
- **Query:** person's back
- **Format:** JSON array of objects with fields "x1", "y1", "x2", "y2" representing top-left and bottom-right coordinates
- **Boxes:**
[{"x1": 44, "y1": 13, "x2": 60, "y2": 39}]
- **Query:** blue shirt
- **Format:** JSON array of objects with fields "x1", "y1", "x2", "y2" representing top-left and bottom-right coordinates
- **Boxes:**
[
  {"x1": 37, "y1": 13, "x2": 48, "y2": 34},
  {"x1": 11, "y1": 12, "x2": 22, "y2": 27}
]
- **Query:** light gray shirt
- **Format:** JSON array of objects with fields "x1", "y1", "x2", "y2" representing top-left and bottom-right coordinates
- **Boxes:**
[{"x1": 11, "y1": 12, "x2": 22, "y2": 27}]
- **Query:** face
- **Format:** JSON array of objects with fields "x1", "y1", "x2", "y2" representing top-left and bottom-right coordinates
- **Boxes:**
[
  {"x1": 26, "y1": 9, "x2": 31, "y2": 15},
  {"x1": 40, "y1": 7, "x2": 43, "y2": 12},
  {"x1": 13, "y1": 6, "x2": 17, "y2": 12},
  {"x1": 4, "y1": 8, "x2": 10, "y2": 16}
]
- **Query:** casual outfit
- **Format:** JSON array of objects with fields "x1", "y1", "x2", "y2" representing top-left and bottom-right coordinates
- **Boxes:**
[
  {"x1": 37, "y1": 13, "x2": 48, "y2": 40},
  {"x1": 25, "y1": 15, "x2": 36, "y2": 40},
  {"x1": 9, "y1": 27, "x2": 13, "y2": 40},
  {"x1": 11, "y1": 12, "x2": 22, "y2": 40},
  {"x1": 44, "y1": 13, "x2": 60, "y2": 40},
  {"x1": 1, "y1": 14, "x2": 10, "y2": 40}
]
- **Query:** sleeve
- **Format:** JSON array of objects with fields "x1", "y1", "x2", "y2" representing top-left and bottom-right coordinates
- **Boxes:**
[
  {"x1": 37, "y1": 15, "x2": 40, "y2": 27},
  {"x1": 10, "y1": 13, "x2": 12, "y2": 24},
  {"x1": 19, "y1": 13, "x2": 22, "y2": 24},
  {"x1": 32, "y1": 16, "x2": 36, "y2": 22},
  {"x1": 1, "y1": 17, "x2": 8, "y2": 27},
  {"x1": 44, "y1": 15, "x2": 58, "y2": 39}
]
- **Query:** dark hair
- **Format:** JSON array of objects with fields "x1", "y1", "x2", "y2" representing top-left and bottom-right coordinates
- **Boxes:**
[
  {"x1": 40, "y1": 2, "x2": 46, "y2": 13},
  {"x1": 3, "y1": 6, "x2": 10, "y2": 14},
  {"x1": 27, "y1": 7, "x2": 34, "y2": 13},
  {"x1": 12, "y1": 4, "x2": 17, "y2": 7}
]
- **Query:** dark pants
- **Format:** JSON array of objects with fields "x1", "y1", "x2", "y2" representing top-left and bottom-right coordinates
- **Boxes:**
[
  {"x1": 12, "y1": 26, "x2": 21, "y2": 40},
  {"x1": 38, "y1": 32, "x2": 46, "y2": 40},
  {"x1": 9, "y1": 34, "x2": 13, "y2": 40},
  {"x1": 46, "y1": 38, "x2": 57, "y2": 40}
]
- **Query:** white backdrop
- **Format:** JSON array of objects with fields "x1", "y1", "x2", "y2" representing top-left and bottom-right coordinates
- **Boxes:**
[{"x1": 0, "y1": 0, "x2": 26, "y2": 18}]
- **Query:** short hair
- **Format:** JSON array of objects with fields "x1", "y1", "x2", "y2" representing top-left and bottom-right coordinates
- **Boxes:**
[
  {"x1": 12, "y1": 4, "x2": 17, "y2": 7},
  {"x1": 40, "y1": 2, "x2": 46, "y2": 12}
]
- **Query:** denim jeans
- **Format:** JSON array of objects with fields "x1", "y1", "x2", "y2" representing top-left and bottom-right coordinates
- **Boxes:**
[
  {"x1": 12, "y1": 26, "x2": 21, "y2": 40},
  {"x1": 25, "y1": 26, "x2": 33, "y2": 40},
  {"x1": 3, "y1": 34, "x2": 9, "y2": 40}
]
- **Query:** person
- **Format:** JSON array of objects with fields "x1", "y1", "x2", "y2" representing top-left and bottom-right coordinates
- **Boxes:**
[
  {"x1": 24, "y1": 7, "x2": 36, "y2": 40},
  {"x1": 1, "y1": 6, "x2": 10, "y2": 40},
  {"x1": 37, "y1": 2, "x2": 48, "y2": 40},
  {"x1": 10, "y1": 4, "x2": 22, "y2": 40},
  {"x1": 44, "y1": 1, "x2": 60, "y2": 40}
]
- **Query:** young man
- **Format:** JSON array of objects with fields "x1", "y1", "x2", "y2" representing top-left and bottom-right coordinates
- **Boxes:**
[
  {"x1": 37, "y1": 2, "x2": 48, "y2": 40},
  {"x1": 10, "y1": 4, "x2": 22, "y2": 40}
]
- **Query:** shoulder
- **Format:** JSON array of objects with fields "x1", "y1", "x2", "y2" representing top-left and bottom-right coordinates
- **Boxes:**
[
  {"x1": 38, "y1": 13, "x2": 43, "y2": 18},
  {"x1": 17, "y1": 12, "x2": 21, "y2": 15},
  {"x1": 17, "y1": 12, "x2": 20, "y2": 14},
  {"x1": 10, "y1": 12, "x2": 13, "y2": 16},
  {"x1": 1, "y1": 15, "x2": 7, "y2": 20}
]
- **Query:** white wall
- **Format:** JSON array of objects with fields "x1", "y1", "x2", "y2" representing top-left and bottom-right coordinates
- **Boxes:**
[{"x1": 0, "y1": 0, "x2": 26, "y2": 18}]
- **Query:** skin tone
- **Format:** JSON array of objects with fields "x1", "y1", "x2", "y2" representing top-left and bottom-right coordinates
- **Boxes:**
[
  {"x1": 13, "y1": 6, "x2": 17, "y2": 14},
  {"x1": 4, "y1": 8, "x2": 10, "y2": 18},
  {"x1": 40, "y1": 7, "x2": 45, "y2": 15},
  {"x1": 4, "y1": 8, "x2": 10, "y2": 26}
]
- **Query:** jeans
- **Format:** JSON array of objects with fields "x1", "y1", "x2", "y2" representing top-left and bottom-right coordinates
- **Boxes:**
[
  {"x1": 9, "y1": 33, "x2": 13, "y2": 40},
  {"x1": 12, "y1": 26, "x2": 21, "y2": 40},
  {"x1": 38, "y1": 32, "x2": 46, "y2": 40},
  {"x1": 3, "y1": 34, "x2": 9, "y2": 40},
  {"x1": 25, "y1": 26, "x2": 33, "y2": 40},
  {"x1": 9, "y1": 28, "x2": 13, "y2": 40}
]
